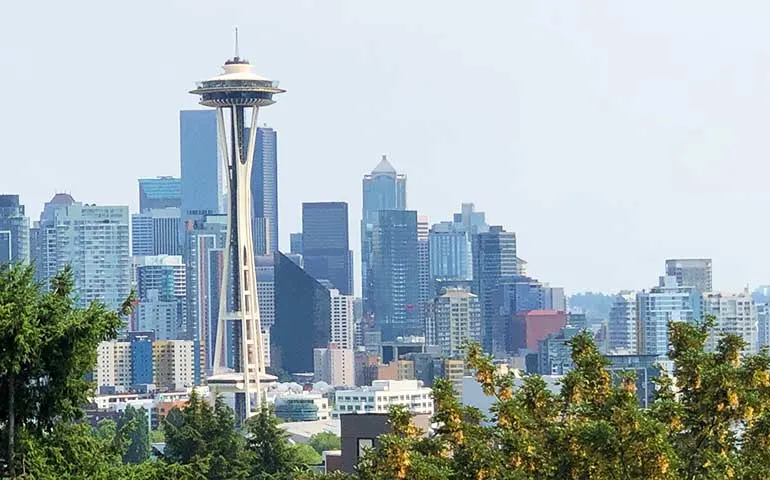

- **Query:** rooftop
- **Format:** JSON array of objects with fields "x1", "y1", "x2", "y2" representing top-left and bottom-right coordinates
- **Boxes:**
[{"x1": 371, "y1": 154, "x2": 397, "y2": 175}]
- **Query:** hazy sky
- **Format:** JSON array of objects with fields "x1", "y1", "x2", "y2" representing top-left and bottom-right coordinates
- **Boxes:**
[{"x1": 2, "y1": 1, "x2": 770, "y2": 294}]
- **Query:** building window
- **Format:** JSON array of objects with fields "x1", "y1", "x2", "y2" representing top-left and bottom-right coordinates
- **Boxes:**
[{"x1": 357, "y1": 438, "x2": 374, "y2": 459}]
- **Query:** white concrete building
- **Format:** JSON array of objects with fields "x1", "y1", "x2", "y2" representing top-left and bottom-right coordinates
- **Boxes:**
[
  {"x1": 94, "y1": 341, "x2": 133, "y2": 390},
  {"x1": 153, "y1": 340, "x2": 196, "y2": 391},
  {"x1": 332, "y1": 380, "x2": 433, "y2": 417},
  {"x1": 608, "y1": 293, "x2": 638, "y2": 354},
  {"x1": 330, "y1": 289, "x2": 355, "y2": 350},
  {"x1": 702, "y1": 291, "x2": 757, "y2": 355},
  {"x1": 433, "y1": 288, "x2": 481, "y2": 358},
  {"x1": 314, "y1": 344, "x2": 354, "y2": 387}
]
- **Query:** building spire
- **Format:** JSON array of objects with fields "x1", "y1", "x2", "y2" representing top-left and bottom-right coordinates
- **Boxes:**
[{"x1": 234, "y1": 27, "x2": 240, "y2": 59}]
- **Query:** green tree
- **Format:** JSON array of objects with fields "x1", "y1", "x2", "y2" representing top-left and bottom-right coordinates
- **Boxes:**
[
  {"x1": 308, "y1": 431, "x2": 341, "y2": 454},
  {"x1": 149, "y1": 428, "x2": 165, "y2": 443},
  {"x1": 163, "y1": 391, "x2": 249, "y2": 480},
  {"x1": 93, "y1": 419, "x2": 117, "y2": 442},
  {"x1": 292, "y1": 443, "x2": 322, "y2": 466},
  {"x1": 246, "y1": 406, "x2": 303, "y2": 477},
  {"x1": 0, "y1": 264, "x2": 128, "y2": 477},
  {"x1": 116, "y1": 405, "x2": 151, "y2": 464}
]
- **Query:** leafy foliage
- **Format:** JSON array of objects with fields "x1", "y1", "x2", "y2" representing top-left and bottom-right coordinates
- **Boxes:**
[
  {"x1": 308, "y1": 431, "x2": 341, "y2": 454},
  {"x1": 116, "y1": 405, "x2": 151, "y2": 464},
  {"x1": 0, "y1": 264, "x2": 127, "y2": 476}
]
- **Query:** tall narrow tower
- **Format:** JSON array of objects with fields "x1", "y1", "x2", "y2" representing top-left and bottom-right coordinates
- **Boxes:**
[{"x1": 190, "y1": 40, "x2": 285, "y2": 422}]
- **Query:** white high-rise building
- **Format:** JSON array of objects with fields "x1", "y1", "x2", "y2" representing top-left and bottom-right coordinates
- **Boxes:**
[
  {"x1": 608, "y1": 293, "x2": 638, "y2": 354},
  {"x1": 313, "y1": 344, "x2": 354, "y2": 387},
  {"x1": 758, "y1": 303, "x2": 770, "y2": 351},
  {"x1": 702, "y1": 291, "x2": 757, "y2": 355},
  {"x1": 638, "y1": 276, "x2": 701, "y2": 358},
  {"x1": 330, "y1": 289, "x2": 355, "y2": 350},
  {"x1": 665, "y1": 258, "x2": 712, "y2": 292},
  {"x1": 433, "y1": 288, "x2": 481, "y2": 358},
  {"x1": 32, "y1": 194, "x2": 130, "y2": 310}
]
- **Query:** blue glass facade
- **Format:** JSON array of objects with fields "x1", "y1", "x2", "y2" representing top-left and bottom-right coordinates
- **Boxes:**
[
  {"x1": 138, "y1": 177, "x2": 181, "y2": 212},
  {"x1": 180, "y1": 110, "x2": 220, "y2": 241},
  {"x1": 130, "y1": 338, "x2": 154, "y2": 386},
  {"x1": 361, "y1": 156, "x2": 406, "y2": 320},
  {"x1": 0, "y1": 195, "x2": 29, "y2": 264},
  {"x1": 371, "y1": 210, "x2": 420, "y2": 341},
  {"x1": 249, "y1": 126, "x2": 278, "y2": 254},
  {"x1": 495, "y1": 275, "x2": 545, "y2": 355},
  {"x1": 273, "y1": 252, "x2": 331, "y2": 374},
  {"x1": 428, "y1": 221, "x2": 471, "y2": 281},
  {"x1": 472, "y1": 226, "x2": 518, "y2": 354},
  {"x1": 302, "y1": 202, "x2": 354, "y2": 295}
]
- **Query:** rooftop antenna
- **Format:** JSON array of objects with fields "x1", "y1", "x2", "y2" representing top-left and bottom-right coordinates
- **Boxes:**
[{"x1": 234, "y1": 27, "x2": 240, "y2": 60}]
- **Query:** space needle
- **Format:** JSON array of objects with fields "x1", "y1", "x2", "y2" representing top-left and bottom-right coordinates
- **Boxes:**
[{"x1": 190, "y1": 31, "x2": 284, "y2": 423}]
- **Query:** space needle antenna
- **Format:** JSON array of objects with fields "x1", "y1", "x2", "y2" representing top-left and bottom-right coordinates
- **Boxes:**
[{"x1": 234, "y1": 27, "x2": 240, "y2": 59}]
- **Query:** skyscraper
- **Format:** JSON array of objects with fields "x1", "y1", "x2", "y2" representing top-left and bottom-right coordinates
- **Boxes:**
[
  {"x1": 433, "y1": 288, "x2": 481, "y2": 358},
  {"x1": 273, "y1": 252, "x2": 331, "y2": 374},
  {"x1": 138, "y1": 177, "x2": 181, "y2": 212},
  {"x1": 665, "y1": 258, "x2": 712, "y2": 292},
  {"x1": 134, "y1": 255, "x2": 186, "y2": 340},
  {"x1": 472, "y1": 226, "x2": 518, "y2": 353},
  {"x1": 302, "y1": 202, "x2": 354, "y2": 294},
  {"x1": 180, "y1": 110, "x2": 220, "y2": 241},
  {"x1": 638, "y1": 276, "x2": 702, "y2": 358},
  {"x1": 417, "y1": 216, "x2": 431, "y2": 332},
  {"x1": 371, "y1": 210, "x2": 420, "y2": 340},
  {"x1": 494, "y1": 275, "x2": 545, "y2": 356},
  {"x1": 702, "y1": 291, "x2": 757, "y2": 355},
  {"x1": 290, "y1": 232, "x2": 303, "y2": 255},
  {"x1": 429, "y1": 221, "x2": 472, "y2": 282},
  {"x1": 131, "y1": 207, "x2": 182, "y2": 256},
  {"x1": 0, "y1": 194, "x2": 29, "y2": 264},
  {"x1": 608, "y1": 293, "x2": 638, "y2": 354},
  {"x1": 249, "y1": 126, "x2": 278, "y2": 254},
  {"x1": 31, "y1": 194, "x2": 130, "y2": 310},
  {"x1": 361, "y1": 155, "x2": 406, "y2": 320},
  {"x1": 184, "y1": 214, "x2": 227, "y2": 374},
  {"x1": 330, "y1": 289, "x2": 355, "y2": 350}
]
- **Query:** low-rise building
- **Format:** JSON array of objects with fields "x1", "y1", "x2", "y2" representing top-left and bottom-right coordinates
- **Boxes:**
[
  {"x1": 332, "y1": 379, "x2": 433, "y2": 417},
  {"x1": 275, "y1": 393, "x2": 331, "y2": 422}
]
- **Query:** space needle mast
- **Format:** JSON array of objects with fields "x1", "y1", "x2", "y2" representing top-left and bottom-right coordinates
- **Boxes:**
[{"x1": 190, "y1": 30, "x2": 285, "y2": 423}]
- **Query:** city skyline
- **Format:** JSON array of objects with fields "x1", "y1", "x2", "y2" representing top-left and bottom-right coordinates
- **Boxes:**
[{"x1": 4, "y1": 2, "x2": 770, "y2": 293}]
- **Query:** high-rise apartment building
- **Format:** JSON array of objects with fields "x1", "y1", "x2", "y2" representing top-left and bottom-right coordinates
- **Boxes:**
[
  {"x1": 249, "y1": 126, "x2": 278, "y2": 254},
  {"x1": 313, "y1": 344, "x2": 355, "y2": 387},
  {"x1": 702, "y1": 291, "x2": 757, "y2": 355},
  {"x1": 31, "y1": 194, "x2": 130, "y2": 310},
  {"x1": 134, "y1": 255, "x2": 186, "y2": 340},
  {"x1": 510, "y1": 310, "x2": 567, "y2": 354},
  {"x1": 433, "y1": 288, "x2": 481, "y2": 358},
  {"x1": 758, "y1": 304, "x2": 770, "y2": 351},
  {"x1": 132, "y1": 207, "x2": 182, "y2": 256},
  {"x1": 608, "y1": 293, "x2": 638, "y2": 354},
  {"x1": 370, "y1": 210, "x2": 420, "y2": 340},
  {"x1": 417, "y1": 216, "x2": 431, "y2": 334},
  {"x1": 0, "y1": 194, "x2": 30, "y2": 264},
  {"x1": 638, "y1": 276, "x2": 702, "y2": 358},
  {"x1": 273, "y1": 252, "x2": 331, "y2": 373},
  {"x1": 138, "y1": 177, "x2": 181, "y2": 212},
  {"x1": 302, "y1": 202, "x2": 353, "y2": 294},
  {"x1": 330, "y1": 289, "x2": 355, "y2": 350},
  {"x1": 472, "y1": 226, "x2": 517, "y2": 353},
  {"x1": 361, "y1": 155, "x2": 406, "y2": 320},
  {"x1": 665, "y1": 258, "x2": 713, "y2": 292},
  {"x1": 153, "y1": 340, "x2": 196, "y2": 391},
  {"x1": 180, "y1": 110, "x2": 220, "y2": 240}
]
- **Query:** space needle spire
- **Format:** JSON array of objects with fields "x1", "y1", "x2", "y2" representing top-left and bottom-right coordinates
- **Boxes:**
[{"x1": 190, "y1": 36, "x2": 285, "y2": 423}]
